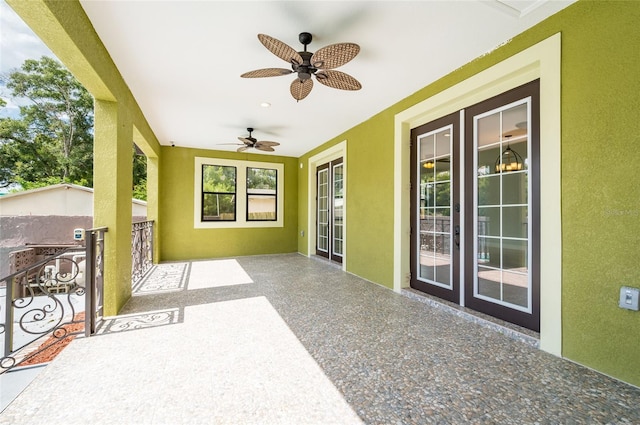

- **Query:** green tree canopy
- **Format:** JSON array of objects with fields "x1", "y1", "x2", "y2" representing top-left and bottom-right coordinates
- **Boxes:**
[
  {"x1": 0, "y1": 56, "x2": 93, "y2": 188},
  {"x1": 0, "y1": 56, "x2": 146, "y2": 198}
]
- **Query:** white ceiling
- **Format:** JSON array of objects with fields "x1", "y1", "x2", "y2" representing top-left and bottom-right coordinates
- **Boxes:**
[{"x1": 79, "y1": 0, "x2": 574, "y2": 158}]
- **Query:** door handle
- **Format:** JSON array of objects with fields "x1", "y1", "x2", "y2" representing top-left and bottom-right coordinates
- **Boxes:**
[{"x1": 454, "y1": 225, "x2": 460, "y2": 248}]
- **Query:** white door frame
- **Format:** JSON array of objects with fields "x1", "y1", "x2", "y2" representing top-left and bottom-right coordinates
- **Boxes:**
[{"x1": 306, "y1": 141, "x2": 347, "y2": 271}]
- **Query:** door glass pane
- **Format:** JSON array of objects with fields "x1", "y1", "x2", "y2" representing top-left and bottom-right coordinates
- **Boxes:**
[
  {"x1": 478, "y1": 237, "x2": 500, "y2": 268},
  {"x1": 434, "y1": 210, "x2": 450, "y2": 233},
  {"x1": 502, "y1": 172, "x2": 527, "y2": 205},
  {"x1": 502, "y1": 271, "x2": 528, "y2": 307},
  {"x1": 333, "y1": 164, "x2": 344, "y2": 257},
  {"x1": 478, "y1": 207, "x2": 500, "y2": 237},
  {"x1": 417, "y1": 126, "x2": 453, "y2": 290},
  {"x1": 317, "y1": 169, "x2": 329, "y2": 252},
  {"x1": 503, "y1": 239, "x2": 528, "y2": 271},
  {"x1": 477, "y1": 145, "x2": 501, "y2": 176},
  {"x1": 435, "y1": 182, "x2": 450, "y2": 207},
  {"x1": 474, "y1": 99, "x2": 531, "y2": 312},
  {"x1": 502, "y1": 206, "x2": 527, "y2": 238},
  {"x1": 477, "y1": 266, "x2": 500, "y2": 299},
  {"x1": 478, "y1": 174, "x2": 500, "y2": 206}
]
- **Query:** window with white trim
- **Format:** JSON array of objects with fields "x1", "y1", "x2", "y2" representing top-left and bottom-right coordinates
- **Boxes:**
[{"x1": 194, "y1": 157, "x2": 284, "y2": 228}]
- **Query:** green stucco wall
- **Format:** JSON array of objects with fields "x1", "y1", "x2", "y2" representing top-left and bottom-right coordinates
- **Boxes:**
[
  {"x1": 159, "y1": 147, "x2": 298, "y2": 260},
  {"x1": 556, "y1": 1, "x2": 640, "y2": 387},
  {"x1": 298, "y1": 1, "x2": 640, "y2": 386}
]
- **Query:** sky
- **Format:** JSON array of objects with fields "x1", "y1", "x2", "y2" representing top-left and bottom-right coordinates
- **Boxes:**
[{"x1": 0, "y1": 0, "x2": 57, "y2": 118}]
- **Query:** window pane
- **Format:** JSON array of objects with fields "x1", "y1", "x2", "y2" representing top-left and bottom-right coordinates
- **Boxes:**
[
  {"x1": 503, "y1": 206, "x2": 528, "y2": 238},
  {"x1": 247, "y1": 168, "x2": 277, "y2": 221},
  {"x1": 502, "y1": 172, "x2": 527, "y2": 205},
  {"x1": 435, "y1": 182, "x2": 450, "y2": 207},
  {"x1": 434, "y1": 212, "x2": 450, "y2": 233},
  {"x1": 203, "y1": 193, "x2": 235, "y2": 221},
  {"x1": 435, "y1": 162, "x2": 450, "y2": 180},
  {"x1": 478, "y1": 207, "x2": 500, "y2": 237},
  {"x1": 503, "y1": 239, "x2": 528, "y2": 271},
  {"x1": 477, "y1": 112, "x2": 500, "y2": 148},
  {"x1": 247, "y1": 194, "x2": 276, "y2": 220},
  {"x1": 247, "y1": 167, "x2": 277, "y2": 192},
  {"x1": 478, "y1": 174, "x2": 500, "y2": 206},
  {"x1": 477, "y1": 266, "x2": 500, "y2": 301},
  {"x1": 477, "y1": 145, "x2": 500, "y2": 176},
  {"x1": 203, "y1": 165, "x2": 235, "y2": 193},
  {"x1": 478, "y1": 237, "x2": 500, "y2": 268},
  {"x1": 502, "y1": 271, "x2": 529, "y2": 307}
]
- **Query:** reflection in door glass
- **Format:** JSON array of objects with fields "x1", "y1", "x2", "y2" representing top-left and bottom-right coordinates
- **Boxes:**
[
  {"x1": 474, "y1": 99, "x2": 531, "y2": 312},
  {"x1": 417, "y1": 126, "x2": 453, "y2": 290},
  {"x1": 317, "y1": 168, "x2": 329, "y2": 253},
  {"x1": 333, "y1": 163, "x2": 344, "y2": 258}
]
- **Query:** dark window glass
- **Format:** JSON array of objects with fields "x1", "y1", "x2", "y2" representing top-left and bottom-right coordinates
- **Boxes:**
[
  {"x1": 246, "y1": 167, "x2": 277, "y2": 221},
  {"x1": 202, "y1": 165, "x2": 236, "y2": 221}
]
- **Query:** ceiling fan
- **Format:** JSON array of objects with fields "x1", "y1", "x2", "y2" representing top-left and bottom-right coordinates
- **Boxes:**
[
  {"x1": 219, "y1": 128, "x2": 280, "y2": 152},
  {"x1": 241, "y1": 32, "x2": 361, "y2": 101}
]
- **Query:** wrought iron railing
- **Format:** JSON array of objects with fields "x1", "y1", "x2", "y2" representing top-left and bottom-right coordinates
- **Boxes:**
[
  {"x1": 132, "y1": 220, "x2": 154, "y2": 284},
  {"x1": 85, "y1": 227, "x2": 107, "y2": 336},
  {"x1": 0, "y1": 227, "x2": 107, "y2": 374}
]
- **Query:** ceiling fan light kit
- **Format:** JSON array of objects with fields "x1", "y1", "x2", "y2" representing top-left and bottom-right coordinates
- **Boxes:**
[{"x1": 241, "y1": 32, "x2": 362, "y2": 101}]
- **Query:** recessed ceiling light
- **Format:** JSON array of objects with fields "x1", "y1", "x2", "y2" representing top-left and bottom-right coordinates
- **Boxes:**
[{"x1": 260, "y1": 102, "x2": 271, "y2": 108}]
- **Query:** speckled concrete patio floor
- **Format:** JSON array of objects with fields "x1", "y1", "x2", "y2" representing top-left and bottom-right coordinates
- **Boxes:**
[{"x1": 1, "y1": 253, "x2": 638, "y2": 424}]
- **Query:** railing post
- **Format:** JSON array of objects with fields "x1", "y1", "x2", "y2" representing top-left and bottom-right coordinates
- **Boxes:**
[
  {"x1": 3, "y1": 276, "x2": 14, "y2": 358},
  {"x1": 84, "y1": 230, "x2": 94, "y2": 338}
]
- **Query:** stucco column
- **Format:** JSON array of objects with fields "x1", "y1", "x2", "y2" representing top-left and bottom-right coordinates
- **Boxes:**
[
  {"x1": 94, "y1": 100, "x2": 133, "y2": 315},
  {"x1": 146, "y1": 154, "x2": 161, "y2": 264}
]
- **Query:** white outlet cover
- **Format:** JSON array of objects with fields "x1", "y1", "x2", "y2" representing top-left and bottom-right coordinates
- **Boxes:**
[{"x1": 619, "y1": 286, "x2": 640, "y2": 311}]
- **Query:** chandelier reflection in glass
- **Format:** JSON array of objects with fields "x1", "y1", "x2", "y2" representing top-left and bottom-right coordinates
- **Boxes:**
[{"x1": 495, "y1": 144, "x2": 523, "y2": 173}]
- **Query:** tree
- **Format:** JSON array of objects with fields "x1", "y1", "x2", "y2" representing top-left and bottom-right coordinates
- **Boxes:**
[
  {"x1": 0, "y1": 56, "x2": 147, "y2": 198},
  {"x1": 0, "y1": 56, "x2": 94, "y2": 188},
  {"x1": 132, "y1": 150, "x2": 147, "y2": 200}
]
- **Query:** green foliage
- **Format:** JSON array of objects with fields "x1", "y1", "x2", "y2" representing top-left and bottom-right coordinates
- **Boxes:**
[
  {"x1": 0, "y1": 56, "x2": 147, "y2": 198},
  {"x1": 420, "y1": 169, "x2": 450, "y2": 216},
  {"x1": 202, "y1": 165, "x2": 236, "y2": 193},
  {"x1": 247, "y1": 167, "x2": 276, "y2": 191},
  {"x1": 132, "y1": 150, "x2": 147, "y2": 200},
  {"x1": 1, "y1": 56, "x2": 93, "y2": 187}
]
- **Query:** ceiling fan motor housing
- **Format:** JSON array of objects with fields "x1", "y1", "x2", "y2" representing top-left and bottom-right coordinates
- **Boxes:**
[{"x1": 294, "y1": 51, "x2": 316, "y2": 80}]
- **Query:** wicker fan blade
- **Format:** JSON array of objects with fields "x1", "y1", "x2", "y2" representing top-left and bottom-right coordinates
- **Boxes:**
[
  {"x1": 255, "y1": 141, "x2": 280, "y2": 147},
  {"x1": 241, "y1": 68, "x2": 293, "y2": 78},
  {"x1": 255, "y1": 145, "x2": 275, "y2": 152},
  {"x1": 238, "y1": 137, "x2": 254, "y2": 146},
  {"x1": 316, "y1": 70, "x2": 361, "y2": 91},
  {"x1": 258, "y1": 34, "x2": 303, "y2": 65},
  {"x1": 290, "y1": 78, "x2": 313, "y2": 101},
  {"x1": 311, "y1": 43, "x2": 360, "y2": 69},
  {"x1": 237, "y1": 146, "x2": 249, "y2": 152}
]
